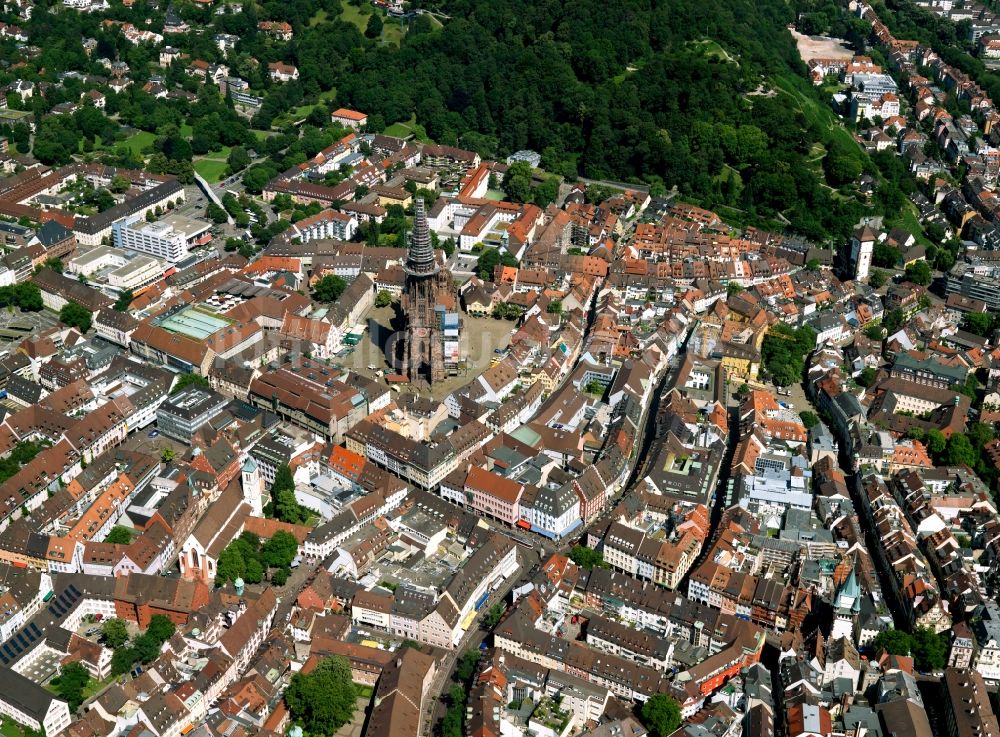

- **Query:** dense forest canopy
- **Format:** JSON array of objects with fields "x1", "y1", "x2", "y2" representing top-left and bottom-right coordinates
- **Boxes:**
[
  {"x1": 9, "y1": 0, "x2": 891, "y2": 241},
  {"x1": 335, "y1": 0, "x2": 875, "y2": 240}
]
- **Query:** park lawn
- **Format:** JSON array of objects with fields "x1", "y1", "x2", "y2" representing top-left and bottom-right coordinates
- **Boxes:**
[
  {"x1": 690, "y1": 39, "x2": 736, "y2": 63},
  {"x1": 194, "y1": 158, "x2": 228, "y2": 182},
  {"x1": 383, "y1": 114, "x2": 431, "y2": 143},
  {"x1": 180, "y1": 124, "x2": 193, "y2": 138},
  {"x1": 121, "y1": 130, "x2": 156, "y2": 157},
  {"x1": 380, "y1": 15, "x2": 405, "y2": 45},
  {"x1": 771, "y1": 72, "x2": 857, "y2": 154},
  {"x1": 82, "y1": 673, "x2": 116, "y2": 702},
  {"x1": 893, "y1": 202, "x2": 933, "y2": 248},
  {"x1": 0, "y1": 720, "x2": 42, "y2": 737},
  {"x1": 204, "y1": 146, "x2": 232, "y2": 161},
  {"x1": 339, "y1": 1, "x2": 370, "y2": 33},
  {"x1": 309, "y1": 8, "x2": 328, "y2": 25},
  {"x1": 383, "y1": 122, "x2": 411, "y2": 137}
]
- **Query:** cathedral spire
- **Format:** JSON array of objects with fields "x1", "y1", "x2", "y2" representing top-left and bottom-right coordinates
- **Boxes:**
[{"x1": 404, "y1": 197, "x2": 439, "y2": 276}]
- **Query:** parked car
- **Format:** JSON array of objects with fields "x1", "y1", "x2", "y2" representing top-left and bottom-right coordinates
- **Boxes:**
[{"x1": 148, "y1": 429, "x2": 159, "y2": 438}]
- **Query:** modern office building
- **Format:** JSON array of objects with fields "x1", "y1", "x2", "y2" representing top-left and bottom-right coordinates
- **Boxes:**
[
  {"x1": 112, "y1": 213, "x2": 212, "y2": 262},
  {"x1": 156, "y1": 386, "x2": 230, "y2": 443},
  {"x1": 68, "y1": 246, "x2": 164, "y2": 292}
]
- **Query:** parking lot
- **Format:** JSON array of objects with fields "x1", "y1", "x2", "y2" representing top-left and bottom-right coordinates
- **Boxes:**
[{"x1": 0, "y1": 308, "x2": 59, "y2": 343}]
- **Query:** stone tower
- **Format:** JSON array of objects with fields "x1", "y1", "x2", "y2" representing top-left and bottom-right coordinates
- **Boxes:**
[{"x1": 400, "y1": 198, "x2": 453, "y2": 384}]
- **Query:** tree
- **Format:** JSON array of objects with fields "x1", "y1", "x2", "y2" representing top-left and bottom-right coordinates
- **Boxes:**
[
  {"x1": 873, "y1": 243, "x2": 901, "y2": 268},
  {"x1": 146, "y1": 615, "x2": 176, "y2": 644},
  {"x1": 111, "y1": 647, "x2": 137, "y2": 676},
  {"x1": 275, "y1": 489, "x2": 307, "y2": 524},
  {"x1": 54, "y1": 662, "x2": 90, "y2": 711},
  {"x1": 171, "y1": 373, "x2": 210, "y2": 394},
  {"x1": 242, "y1": 165, "x2": 277, "y2": 194},
  {"x1": 503, "y1": 160, "x2": 533, "y2": 203},
  {"x1": 42, "y1": 258, "x2": 64, "y2": 274},
  {"x1": 110, "y1": 175, "x2": 131, "y2": 194},
  {"x1": 207, "y1": 202, "x2": 229, "y2": 224},
  {"x1": 312, "y1": 274, "x2": 348, "y2": 302},
  {"x1": 244, "y1": 557, "x2": 264, "y2": 583},
  {"x1": 911, "y1": 626, "x2": 949, "y2": 672},
  {"x1": 532, "y1": 176, "x2": 560, "y2": 208},
  {"x1": 227, "y1": 146, "x2": 251, "y2": 173},
  {"x1": 60, "y1": 302, "x2": 92, "y2": 333},
  {"x1": 272, "y1": 464, "x2": 295, "y2": 497},
  {"x1": 904, "y1": 260, "x2": 932, "y2": 286},
  {"x1": 365, "y1": 13, "x2": 383, "y2": 38},
  {"x1": 161, "y1": 448, "x2": 175, "y2": 463},
  {"x1": 806, "y1": 258, "x2": 821, "y2": 272},
  {"x1": 823, "y1": 140, "x2": 863, "y2": 187},
  {"x1": 872, "y1": 628, "x2": 911, "y2": 656},
  {"x1": 455, "y1": 649, "x2": 482, "y2": 684},
  {"x1": 285, "y1": 656, "x2": 359, "y2": 734},
  {"x1": 869, "y1": 269, "x2": 887, "y2": 288},
  {"x1": 374, "y1": 290, "x2": 393, "y2": 307},
  {"x1": 216, "y1": 544, "x2": 246, "y2": 584},
  {"x1": 568, "y1": 545, "x2": 604, "y2": 569},
  {"x1": 946, "y1": 433, "x2": 978, "y2": 468},
  {"x1": 925, "y1": 429, "x2": 947, "y2": 457},
  {"x1": 476, "y1": 247, "x2": 517, "y2": 280},
  {"x1": 104, "y1": 526, "x2": 133, "y2": 545},
  {"x1": 961, "y1": 312, "x2": 993, "y2": 337},
  {"x1": 640, "y1": 694, "x2": 682, "y2": 737},
  {"x1": 271, "y1": 567, "x2": 289, "y2": 586},
  {"x1": 547, "y1": 300, "x2": 563, "y2": 315},
  {"x1": 857, "y1": 367, "x2": 878, "y2": 388},
  {"x1": 262, "y1": 530, "x2": 299, "y2": 569},
  {"x1": 114, "y1": 289, "x2": 134, "y2": 312},
  {"x1": 762, "y1": 324, "x2": 816, "y2": 387},
  {"x1": 483, "y1": 603, "x2": 505, "y2": 629},
  {"x1": 799, "y1": 411, "x2": 819, "y2": 429},
  {"x1": 101, "y1": 618, "x2": 130, "y2": 649}
]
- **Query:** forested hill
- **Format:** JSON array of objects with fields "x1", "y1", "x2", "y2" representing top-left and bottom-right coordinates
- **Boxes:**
[{"x1": 333, "y1": 0, "x2": 873, "y2": 241}]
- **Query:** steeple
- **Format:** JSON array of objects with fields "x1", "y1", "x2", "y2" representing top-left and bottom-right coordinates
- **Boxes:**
[{"x1": 404, "y1": 198, "x2": 439, "y2": 276}]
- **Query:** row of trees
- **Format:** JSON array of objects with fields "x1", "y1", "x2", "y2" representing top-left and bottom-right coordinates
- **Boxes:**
[{"x1": 441, "y1": 649, "x2": 483, "y2": 737}]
